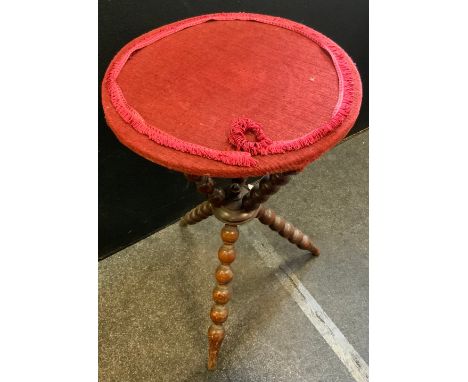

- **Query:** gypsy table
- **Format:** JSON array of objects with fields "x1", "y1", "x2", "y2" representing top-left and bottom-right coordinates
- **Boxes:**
[{"x1": 102, "y1": 12, "x2": 362, "y2": 370}]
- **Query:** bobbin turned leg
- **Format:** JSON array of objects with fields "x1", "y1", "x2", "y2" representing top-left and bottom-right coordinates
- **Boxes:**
[
  {"x1": 242, "y1": 173, "x2": 292, "y2": 212},
  {"x1": 256, "y1": 206, "x2": 320, "y2": 256},
  {"x1": 180, "y1": 201, "x2": 213, "y2": 226},
  {"x1": 208, "y1": 224, "x2": 238, "y2": 370}
]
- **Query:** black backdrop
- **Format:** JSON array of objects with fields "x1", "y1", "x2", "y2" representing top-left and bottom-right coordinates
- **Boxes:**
[{"x1": 98, "y1": 0, "x2": 369, "y2": 260}]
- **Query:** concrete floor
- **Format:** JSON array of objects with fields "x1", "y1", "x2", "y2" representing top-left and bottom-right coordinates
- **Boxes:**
[{"x1": 99, "y1": 130, "x2": 368, "y2": 382}]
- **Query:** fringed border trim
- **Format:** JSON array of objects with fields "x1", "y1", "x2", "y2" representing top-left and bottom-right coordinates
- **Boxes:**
[
  {"x1": 104, "y1": 12, "x2": 356, "y2": 167},
  {"x1": 228, "y1": 117, "x2": 273, "y2": 155}
]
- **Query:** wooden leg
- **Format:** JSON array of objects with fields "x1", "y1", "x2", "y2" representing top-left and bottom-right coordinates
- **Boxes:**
[
  {"x1": 256, "y1": 206, "x2": 320, "y2": 256},
  {"x1": 207, "y1": 224, "x2": 238, "y2": 370},
  {"x1": 180, "y1": 201, "x2": 213, "y2": 226},
  {"x1": 242, "y1": 173, "x2": 292, "y2": 212}
]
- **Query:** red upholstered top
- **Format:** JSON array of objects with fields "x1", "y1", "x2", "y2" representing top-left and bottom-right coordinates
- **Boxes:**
[{"x1": 102, "y1": 13, "x2": 362, "y2": 177}]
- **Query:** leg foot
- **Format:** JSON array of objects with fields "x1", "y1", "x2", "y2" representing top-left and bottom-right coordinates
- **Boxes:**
[
  {"x1": 256, "y1": 206, "x2": 320, "y2": 256},
  {"x1": 207, "y1": 224, "x2": 238, "y2": 370},
  {"x1": 208, "y1": 324, "x2": 225, "y2": 370},
  {"x1": 180, "y1": 201, "x2": 213, "y2": 226}
]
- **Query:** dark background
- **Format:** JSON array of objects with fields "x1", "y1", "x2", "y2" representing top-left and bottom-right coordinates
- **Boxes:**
[{"x1": 98, "y1": 0, "x2": 369, "y2": 260}]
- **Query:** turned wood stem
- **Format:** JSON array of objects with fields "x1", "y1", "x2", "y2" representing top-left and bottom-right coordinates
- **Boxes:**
[
  {"x1": 180, "y1": 201, "x2": 213, "y2": 226},
  {"x1": 208, "y1": 224, "x2": 238, "y2": 370},
  {"x1": 257, "y1": 206, "x2": 320, "y2": 256}
]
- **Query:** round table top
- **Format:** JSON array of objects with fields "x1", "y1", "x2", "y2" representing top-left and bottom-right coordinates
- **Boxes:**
[{"x1": 102, "y1": 13, "x2": 362, "y2": 178}]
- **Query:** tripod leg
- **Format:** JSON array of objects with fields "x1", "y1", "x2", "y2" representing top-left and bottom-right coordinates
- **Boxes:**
[
  {"x1": 180, "y1": 201, "x2": 213, "y2": 226},
  {"x1": 256, "y1": 206, "x2": 320, "y2": 256}
]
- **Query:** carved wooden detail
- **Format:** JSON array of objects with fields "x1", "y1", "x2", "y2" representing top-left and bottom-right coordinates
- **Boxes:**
[
  {"x1": 184, "y1": 174, "x2": 227, "y2": 207},
  {"x1": 181, "y1": 172, "x2": 321, "y2": 370},
  {"x1": 195, "y1": 176, "x2": 215, "y2": 195},
  {"x1": 256, "y1": 206, "x2": 320, "y2": 256},
  {"x1": 208, "y1": 188, "x2": 226, "y2": 208},
  {"x1": 208, "y1": 224, "x2": 238, "y2": 370},
  {"x1": 242, "y1": 173, "x2": 293, "y2": 211},
  {"x1": 180, "y1": 201, "x2": 213, "y2": 226}
]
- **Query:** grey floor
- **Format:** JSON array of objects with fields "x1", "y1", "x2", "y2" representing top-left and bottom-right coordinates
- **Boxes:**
[{"x1": 99, "y1": 130, "x2": 368, "y2": 382}]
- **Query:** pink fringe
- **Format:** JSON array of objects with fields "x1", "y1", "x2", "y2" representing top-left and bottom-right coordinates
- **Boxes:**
[
  {"x1": 105, "y1": 12, "x2": 356, "y2": 167},
  {"x1": 229, "y1": 117, "x2": 273, "y2": 155}
]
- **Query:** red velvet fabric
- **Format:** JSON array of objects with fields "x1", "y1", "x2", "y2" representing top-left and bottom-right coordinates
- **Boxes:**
[{"x1": 102, "y1": 13, "x2": 362, "y2": 177}]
